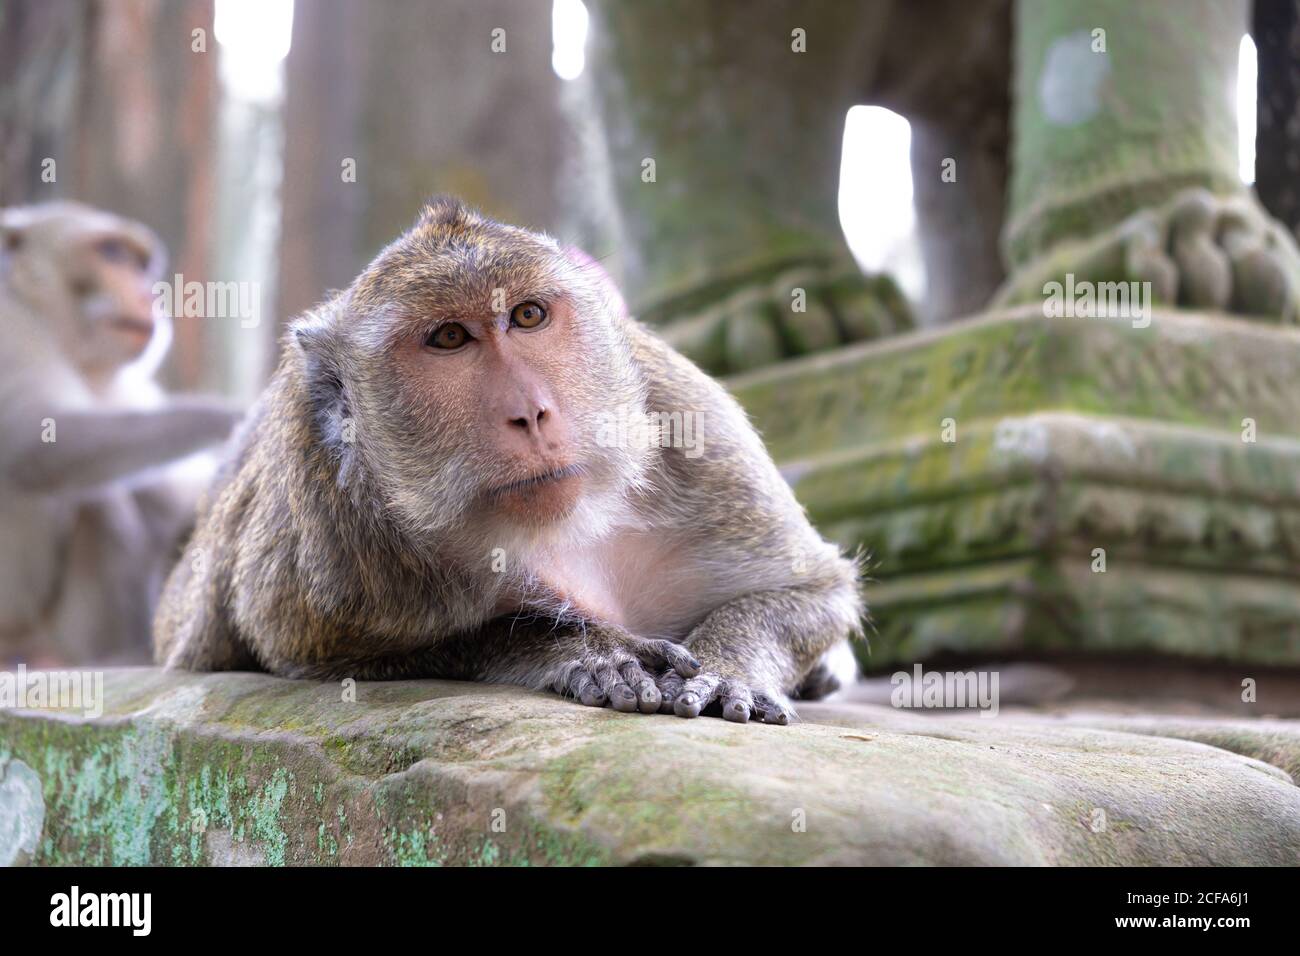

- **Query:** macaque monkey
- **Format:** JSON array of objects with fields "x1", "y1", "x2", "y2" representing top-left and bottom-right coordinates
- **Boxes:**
[
  {"x1": 156, "y1": 198, "x2": 862, "y2": 723},
  {"x1": 0, "y1": 202, "x2": 240, "y2": 664}
]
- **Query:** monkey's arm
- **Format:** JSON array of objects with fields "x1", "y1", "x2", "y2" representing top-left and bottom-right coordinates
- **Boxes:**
[
  {"x1": 4, "y1": 398, "x2": 240, "y2": 494},
  {"x1": 284, "y1": 616, "x2": 703, "y2": 714}
]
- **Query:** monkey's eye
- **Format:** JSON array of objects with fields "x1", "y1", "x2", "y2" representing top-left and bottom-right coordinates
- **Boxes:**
[
  {"x1": 510, "y1": 301, "x2": 548, "y2": 329},
  {"x1": 426, "y1": 322, "x2": 471, "y2": 350},
  {"x1": 97, "y1": 238, "x2": 146, "y2": 270}
]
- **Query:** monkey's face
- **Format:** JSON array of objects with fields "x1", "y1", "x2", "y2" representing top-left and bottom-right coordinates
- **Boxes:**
[
  {"x1": 2, "y1": 203, "x2": 164, "y2": 374},
  {"x1": 63, "y1": 231, "x2": 163, "y2": 369},
  {"x1": 309, "y1": 201, "x2": 653, "y2": 551}
]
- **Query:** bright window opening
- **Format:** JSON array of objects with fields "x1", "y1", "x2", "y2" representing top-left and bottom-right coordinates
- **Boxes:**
[
  {"x1": 838, "y1": 105, "x2": 925, "y2": 301},
  {"x1": 552, "y1": 0, "x2": 589, "y2": 81},
  {"x1": 1237, "y1": 32, "x2": 1257, "y2": 185},
  {"x1": 215, "y1": 0, "x2": 295, "y2": 102}
]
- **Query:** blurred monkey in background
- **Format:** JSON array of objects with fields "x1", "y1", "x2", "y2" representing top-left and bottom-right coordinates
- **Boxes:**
[{"x1": 0, "y1": 202, "x2": 241, "y2": 665}]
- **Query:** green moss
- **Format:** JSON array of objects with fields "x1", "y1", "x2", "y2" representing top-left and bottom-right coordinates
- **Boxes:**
[{"x1": 383, "y1": 823, "x2": 446, "y2": 867}]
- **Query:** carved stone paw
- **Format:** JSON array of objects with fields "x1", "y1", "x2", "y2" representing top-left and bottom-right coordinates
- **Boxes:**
[
  {"x1": 999, "y1": 187, "x2": 1300, "y2": 322},
  {"x1": 659, "y1": 263, "x2": 912, "y2": 375}
]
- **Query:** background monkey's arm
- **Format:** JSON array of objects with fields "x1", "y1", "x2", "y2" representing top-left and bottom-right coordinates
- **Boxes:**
[{"x1": 4, "y1": 398, "x2": 241, "y2": 494}]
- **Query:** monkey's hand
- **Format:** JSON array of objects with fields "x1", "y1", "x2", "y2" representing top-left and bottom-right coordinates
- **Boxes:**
[
  {"x1": 655, "y1": 586, "x2": 860, "y2": 725},
  {"x1": 478, "y1": 621, "x2": 703, "y2": 715},
  {"x1": 552, "y1": 632, "x2": 705, "y2": 714},
  {"x1": 654, "y1": 665, "x2": 796, "y2": 726}
]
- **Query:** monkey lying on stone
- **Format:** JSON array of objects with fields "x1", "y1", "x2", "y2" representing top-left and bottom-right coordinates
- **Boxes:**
[
  {"x1": 0, "y1": 202, "x2": 240, "y2": 664},
  {"x1": 155, "y1": 198, "x2": 863, "y2": 723}
]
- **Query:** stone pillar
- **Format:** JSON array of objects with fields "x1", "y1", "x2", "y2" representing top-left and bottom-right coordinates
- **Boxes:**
[
  {"x1": 582, "y1": 0, "x2": 911, "y2": 375},
  {"x1": 866, "y1": 0, "x2": 1012, "y2": 325},
  {"x1": 996, "y1": 0, "x2": 1300, "y2": 321}
]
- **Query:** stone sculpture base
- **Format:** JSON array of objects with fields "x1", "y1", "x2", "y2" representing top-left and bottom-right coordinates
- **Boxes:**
[{"x1": 729, "y1": 306, "x2": 1300, "y2": 669}]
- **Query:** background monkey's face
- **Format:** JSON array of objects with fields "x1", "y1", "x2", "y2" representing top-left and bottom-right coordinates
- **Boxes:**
[
  {"x1": 297, "y1": 200, "x2": 654, "y2": 554},
  {"x1": 1, "y1": 202, "x2": 164, "y2": 375}
]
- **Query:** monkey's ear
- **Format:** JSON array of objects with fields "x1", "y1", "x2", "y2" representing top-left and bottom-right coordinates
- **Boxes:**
[
  {"x1": 291, "y1": 313, "x2": 338, "y2": 359},
  {"x1": 0, "y1": 206, "x2": 55, "y2": 267},
  {"x1": 0, "y1": 211, "x2": 26, "y2": 254},
  {"x1": 416, "y1": 195, "x2": 474, "y2": 229},
  {"x1": 292, "y1": 314, "x2": 358, "y2": 486}
]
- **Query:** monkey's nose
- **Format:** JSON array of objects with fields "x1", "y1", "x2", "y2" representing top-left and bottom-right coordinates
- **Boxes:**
[{"x1": 506, "y1": 405, "x2": 549, "y2": 436}]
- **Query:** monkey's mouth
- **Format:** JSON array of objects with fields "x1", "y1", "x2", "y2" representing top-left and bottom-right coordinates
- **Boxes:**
[
  {"x1": 485, "y1": 464, "x2": 584, "y2": 502},
  {"x1": 111, "y1": 316, "x2": 155, "y2": 342}
]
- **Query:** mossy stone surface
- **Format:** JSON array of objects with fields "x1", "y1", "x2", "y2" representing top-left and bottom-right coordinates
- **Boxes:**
[{"x1": 2, "y1": 669, "x2": 1298, "y2": 866}]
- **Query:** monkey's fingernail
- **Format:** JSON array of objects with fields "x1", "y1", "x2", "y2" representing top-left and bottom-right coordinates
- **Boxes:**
[
  {"x1": 580, "y1": 689, "x2": 607, "y2": 707},
  {"x1": 637, "y1": 686, "x2": 661, "y2": 714},
  {"x1": 673, "y1": 693, "x2": 702, "y2": 718},
  {"x1": 723, "y1": 700, "x2": 750, "y2": 723},
  {"x1": 611, "y1": 684, "x2": 638, "y2": 712},
  {"x1": 675, "y1": 657, "x2": 702, "y2": 678}
]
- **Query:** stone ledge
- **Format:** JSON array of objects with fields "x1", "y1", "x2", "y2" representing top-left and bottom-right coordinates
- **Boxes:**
[
  {"x1": 1, "y1": 669, "x2": 1298, "y2": 865},
  {"x1": 730, "y1": 307, "x2": 1300, "y2": 461}
]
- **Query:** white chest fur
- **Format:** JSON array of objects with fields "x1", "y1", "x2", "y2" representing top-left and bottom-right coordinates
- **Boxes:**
[{"x1": 530, "y1": 527, "x2": 731, "y2": 640}]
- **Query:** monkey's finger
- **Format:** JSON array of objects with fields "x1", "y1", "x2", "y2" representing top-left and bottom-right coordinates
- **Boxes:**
[
  {"x1": 753, "y1": 692, "x2": 794, "y2": 726},
  {"x1": 565, "y1": 666, "x2": 607, "y2": 708},
  {"x1": 673, "y1": 674, "x2": 722, "y2": 719},
  {"x1": 589, "y1": 658, "x2": 639, "y2": 712},
  {"x1": 619, "y1": 660, "x2": 661, "y2": 714},
  {"x1": 719, "y1": 682, "x2": 754, "y2": 724},
  {"x1": 638, "y1": 639, "x2": 702, "y2": 679},
  {"x1": 655, "y1": 669, "x2": 686, "y2": 714}
]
